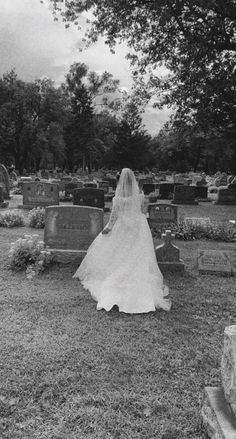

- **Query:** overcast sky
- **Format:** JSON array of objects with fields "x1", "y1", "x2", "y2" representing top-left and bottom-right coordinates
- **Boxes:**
[{"x1": 0, "y1": 0, "x2": 172, "y2": 135}]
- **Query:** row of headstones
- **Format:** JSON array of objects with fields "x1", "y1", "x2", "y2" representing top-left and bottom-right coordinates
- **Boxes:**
[
  {"x1": 202, "y1": 325, "x2": 236, "y2": 438},
  {"x1": 145, "y1": 182, "x2": 236, "y2": 205},
  {"x1": 42, "y1": 204, "x2": 236, "y2": 276},
  {"x1": 20, "y1": 181, "x2": 236, "y2": 210}
]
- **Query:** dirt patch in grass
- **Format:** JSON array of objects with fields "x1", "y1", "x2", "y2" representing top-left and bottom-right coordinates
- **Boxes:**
[{"x1": 0, "y1": 200, "x2": 236, "y2": 438}]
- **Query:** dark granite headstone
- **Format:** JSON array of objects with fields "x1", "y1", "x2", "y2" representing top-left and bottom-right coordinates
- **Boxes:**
[
  {"x1": 83, "y1": 182, "x2": 98, "y2": 188},
  {"x1": 159, "y1": 183, "x2": 174, "y2": 199},
  {"x1": 65, "y1": 182, "x2": 81, "y2": 199},
  {"x1": 73, "y1": 188, "x2": 105, "y2": 209},
  {"x1": 172, "y1": 185, "x2": 198, "y2": 205},
  {"x1": 194, "y1": 185, "x2": 208, "y2": 200},
  {"x1": 22, "y1": 182, "x2": 59, "y2": 208},
  {"x1": 155, "y1": 230, "x2": 184, "y2": 272},
  {"x1": 103, "y1": 177, "x2": 117, "y2": 190},
  {"x1": 44, "y1": 205, "x2": 103, "y2": 262},
  {"x1": 98, "y1": 181, "x2": 109, "y2": 193},
  {"x1": 148, "y1": 203, "x2": 178, "y2": 226},
  {"x1": 142, "y1": 183, "x2": 156, "y2": 195},
  {"x1": 215, "y1": 188, "x2": 236, "y2": 205}
]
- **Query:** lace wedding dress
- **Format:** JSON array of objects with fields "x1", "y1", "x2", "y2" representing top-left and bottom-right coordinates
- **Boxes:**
[{"x1": 73, "y1": 169, "x2": 171, "y2": 314}]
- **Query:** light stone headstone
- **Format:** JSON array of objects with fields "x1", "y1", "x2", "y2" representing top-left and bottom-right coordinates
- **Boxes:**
[
  {"x1": 197, "y1": 250, "x2": 232, "y2": 276},
  {"x1": 22, "y1": 181, "x2": 59, "y2": 209},
  {"x1": 202, "y1": 325, "x2": 236, "y2": 438},
  {"x1": 148, "y1": 203, "x2": 178, "y2": 226},
  {"x1": 44, "y1": 205, "x2": 103, "y2": 262}
]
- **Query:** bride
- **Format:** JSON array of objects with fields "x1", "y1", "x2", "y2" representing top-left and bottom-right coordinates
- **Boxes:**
[{"x1": 73, "y1": 168, "x2": 171, "y2": 314}]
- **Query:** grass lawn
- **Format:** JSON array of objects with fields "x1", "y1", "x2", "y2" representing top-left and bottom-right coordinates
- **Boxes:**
[{"x1": 0, "y1": 199, "x2": 236, "y2": 438}]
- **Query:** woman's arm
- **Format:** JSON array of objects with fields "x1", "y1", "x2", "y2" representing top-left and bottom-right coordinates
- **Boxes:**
[{"x1": 102, "y1": 197, "x2": 118, "y2": 234}]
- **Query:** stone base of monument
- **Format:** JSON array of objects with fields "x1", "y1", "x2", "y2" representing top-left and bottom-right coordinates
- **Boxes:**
[
  {"x1": 157, "y1": 260, "x2": 185, "y2": 273},
  {"x1": 201, "y1": 386, "x2": 236, "y2": 439},
  {"x1": 50, "y1": 249, "x2": 86, "y2": 264}
]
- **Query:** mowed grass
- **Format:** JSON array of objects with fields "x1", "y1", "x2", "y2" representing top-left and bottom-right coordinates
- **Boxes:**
[{"x1": 0, "y1": 200, "x2": 236, "y2": 439}]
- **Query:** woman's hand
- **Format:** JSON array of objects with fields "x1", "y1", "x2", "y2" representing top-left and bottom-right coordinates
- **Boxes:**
[{"x1": 102, "y1": 227, "x2": 111, "y2": 234}]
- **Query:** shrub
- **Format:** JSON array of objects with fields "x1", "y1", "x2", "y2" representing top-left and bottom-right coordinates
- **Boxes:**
[
  {"x1": 9, "y1": 234, "x2": 53, "y2": 278},
  {"x1": 150, "y1": 219, "x2": 236, "y2": 242},
  {"x1": 28, "y1": 207, "x2": 45, "y2": 228},
  {"x1": 0, "y1": 210, "x2": 24, "y2": 227}
]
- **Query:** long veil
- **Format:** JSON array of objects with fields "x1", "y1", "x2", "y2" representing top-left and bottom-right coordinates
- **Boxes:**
[{"x1": 115, "y1": 168, "x2": 140, "y2": 198}]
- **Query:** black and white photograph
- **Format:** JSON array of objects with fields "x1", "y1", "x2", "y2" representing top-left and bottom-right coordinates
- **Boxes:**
[{"x1": 0, "y1": 1, "x2": 236, "y2": 438}]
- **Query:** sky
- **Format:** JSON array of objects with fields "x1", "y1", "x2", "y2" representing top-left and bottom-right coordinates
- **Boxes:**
[{"x1": 0, "y1": 0, "x2": 172, "y2": 135}]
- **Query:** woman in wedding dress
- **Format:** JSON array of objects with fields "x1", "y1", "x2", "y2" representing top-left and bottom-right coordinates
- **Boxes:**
[{"x1": 73, "y1": 168, "x2": 171, "y2": 314}]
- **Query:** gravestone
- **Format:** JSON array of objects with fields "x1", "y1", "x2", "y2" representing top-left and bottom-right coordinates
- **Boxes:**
[
  {"x1": 0, "y1": 164, "x2": 10, "y2": 199},
  {"x1": 155, "y1": 230, "x2": 184, "y2": 273},
  {"x1": 208, "y1": 186, "x2": 219, "y2": 201},
  {"x1": 59, "y1": 176, "x2": 73, "y2": 191},
  {"x1": 21, "y1": 181, "x2": 59, "y2": 209},
  {"x1": 159, "y1": 183, "x2": 174, "y2": 199},
  {"x1": 194, "y1": 185, "x2": 208, "y2": 200},
  {"x1": 172, "y1": 185, "x2": 198, "y2": 205},
  {"x1": 65, "y1": 182, "x2": 81, "y2": 199},
  {"x1": 98, "y1": 181, "x2": 109, "y2": 194},
  {"x1": 44, "y1": 205, "x2": 103, "y2": 262},
  {"x1": 215, "y1": 188, "x2": 236, "y2": 205},
  {"x1": 83, "y1": 182, "x2": 98, "y2": 188},
  {"x1": 103, "y1": 177, "x2": 117, "y2": 190},
  {"x1": 142, "y1": 183, "x2": 156, "y2": 195},
  {"x1": 0, "y1": 186, "x2": 8, "y2": 207},
  {"x1": 73, "y1": 188, "x2": 105, "y2": 209},
  {"x1": 197, "y1": 250, "x2": 232, "y2": 276},
  {"x1": 202, "y1": 326, "x2": 236, "y2": 438},
  {"x1": 148, "y1": 203, "x2": 178, "y2": 227},
  {"x1": 185, "y1": 217, "x2": 211, "y2": 226}
]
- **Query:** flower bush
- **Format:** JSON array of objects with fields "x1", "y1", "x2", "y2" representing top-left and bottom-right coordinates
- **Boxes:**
[
  {"x1": 28, "y1": 207, "x2": 45, "y2": 228},
  {"x1": 150, "y1": 219, "x2": 236, "y2": 242},
  {"x1": 0, "y1": 210, "x2": 24, "y2": 228},
  {"x1": 9, "y1": 234, "x2": 53, "y2": 278}
]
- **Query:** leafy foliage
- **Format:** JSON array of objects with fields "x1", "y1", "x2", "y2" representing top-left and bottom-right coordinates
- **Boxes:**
[
  {"x1": 27, "y1": 207, "x2": 45, "y2": 229},
  {"x1": 0, "y1": 210, "x2": 24, "y2": 228},
  {"x1": 9, "y1": 234, "x2": 53, "y2": 277}
]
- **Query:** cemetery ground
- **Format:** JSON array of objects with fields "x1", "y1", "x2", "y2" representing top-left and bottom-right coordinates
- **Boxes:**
[{"x1": 0, "y1": 202, "x2": 236, "y2": 439}]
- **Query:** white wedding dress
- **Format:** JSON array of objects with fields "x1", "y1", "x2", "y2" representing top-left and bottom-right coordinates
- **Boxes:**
[{"x1": 73, "y1": 192, "x2": 171, "y2": 314}]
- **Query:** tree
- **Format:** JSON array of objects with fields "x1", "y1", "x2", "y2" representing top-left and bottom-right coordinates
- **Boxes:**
[
  {"x1": 62, "y1": 62, "x2": 120, "y2": 171},
  {"x1": 49, "y1": 0, "x2": 236, "y2": 138}
]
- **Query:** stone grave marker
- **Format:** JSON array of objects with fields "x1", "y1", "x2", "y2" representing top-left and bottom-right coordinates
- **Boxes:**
[
  {"x1": 103, "y1": 177, "x2": 117, "y2": 190},
  {"x1": 142, "y1": 183, "x2": 156, "y2": 195},
  {"x1": 73, "y1": 188, "x2": 105, "y2": 209},
  {"x1": 185, "y1": 217, "x2": 211, "y2": 226},
  {"x1": 0, "y1": 186, "x2": 8, "y2": 207},
  {"x1": 0, "y1": 164, "x2": 10, "y2": 199},
  {"x1": 193, "y1": 185, "x2": 208, "y2": 200},
  {"x1": 98, "y1": 181, "x2": 109, "y2": 193},
  {"x1": 83, "y1": 182, "x2": 98, "y2": 188},
  {"x1": 148, "y1": 203, "x2": 178, "y2": 227},
  {"x1": 155, "y1": 230, "x2": 184, "y2": 273},
  {"x1": 172, "y1": 185, "x2": 198, "y2": 205},
  {"x1": 202, "y1": 325, "x2": 236, "y2": 438},
  {"x1": 22, "y1": 181, "x2": 59, "y2": 209},
  {"x1": 65, "y1": 182, "x2": 81, "y2": 200},
  {"x1": 197, "y1": 249, "x2": 232, "y2": 276},
  {"x1": 159, "y1": 183, "x2": 174, "y2": 199},
  {"x1": 215, "y1": 187, "x2": 236, "y2": 205},
  {"x1": 44, "y1": 205, "x2": 103, "y2": 262},
  {"x1": 59, "y1": 176, "x2": 72, "y2": 191}
]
